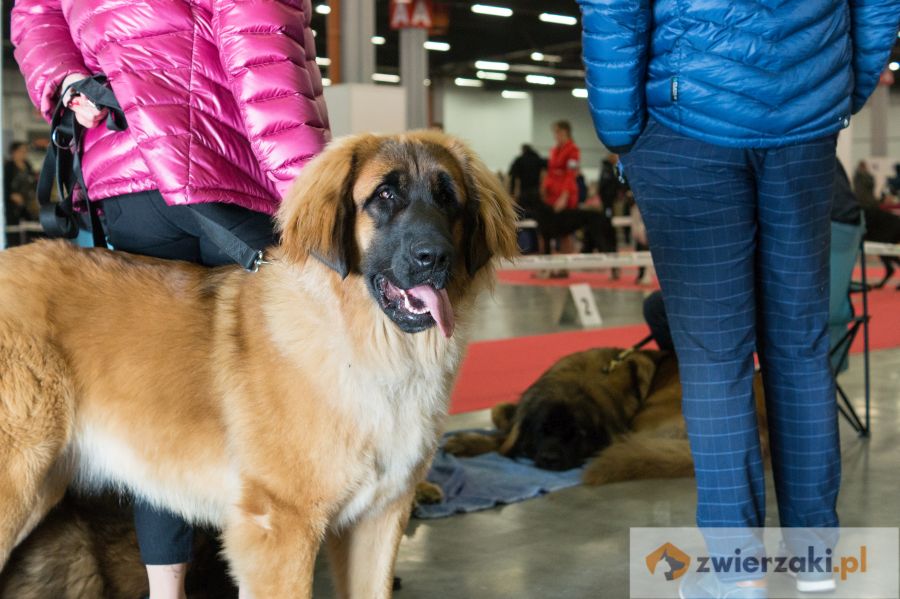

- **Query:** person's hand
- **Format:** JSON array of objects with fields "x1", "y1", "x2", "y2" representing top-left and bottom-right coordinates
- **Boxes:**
[
  {"x1": 554, "y1": 193, "x2": 568, "y2": 212},
  {"x1": 9, "y1": 192, "x2": 25, "y2": 206},
  {"x1": 61, "y1": 73, "x2": 108, "y2": 129}
]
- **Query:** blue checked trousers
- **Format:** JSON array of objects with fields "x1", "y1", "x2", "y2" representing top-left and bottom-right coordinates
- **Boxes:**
[{"x1": 621, "y1": 119, "x2": 841, "y2": 544}]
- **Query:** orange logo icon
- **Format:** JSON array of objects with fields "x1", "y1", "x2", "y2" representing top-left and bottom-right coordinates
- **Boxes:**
[{"x1": 646, "y1": 543, "x2": 691, "y2": 581}]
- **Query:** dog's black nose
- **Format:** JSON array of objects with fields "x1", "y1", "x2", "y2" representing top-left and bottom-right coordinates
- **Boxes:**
[
  {"x1": 535, "y1": 449, "x2": 568, "y2": 471},
  {"x1": 410, "y1": 240, "x2": 451, "y2": 271}
]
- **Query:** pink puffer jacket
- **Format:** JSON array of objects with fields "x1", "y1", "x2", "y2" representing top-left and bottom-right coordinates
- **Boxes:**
[{"x1": 12, "y1": 0, "x2": 329, "y2": 215}]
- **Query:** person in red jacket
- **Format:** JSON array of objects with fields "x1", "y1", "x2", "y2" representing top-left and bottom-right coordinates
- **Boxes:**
[
  {"x1": 543, "y1": 120, "x2": 580, "y2": 212},
  {"x1": 540, "y1": 121, "x2": 580, "y2": 273},
  {"x1": 11, "y1": 1, "x2": 329, "y2": 597}
]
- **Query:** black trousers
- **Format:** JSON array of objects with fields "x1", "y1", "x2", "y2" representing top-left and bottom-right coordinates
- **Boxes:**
[
  {"x1": 102, "y1": 190, "x2": 276, "y2": 267},
  {"x1": 101, "y1": 190, "x2": 276, "y2": 565}
]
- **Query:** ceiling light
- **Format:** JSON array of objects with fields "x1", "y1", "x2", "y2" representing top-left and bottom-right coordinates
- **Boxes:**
[
  {"x1": 501, "y1": 90, "x2": 529, "y2": 99},
  {"x1": 471, "y1": 4, "x2": 513, "y2": 17},
  {"x1": 454, "y1": 77, "x2": 484, "y2": 88},
  {"x1": 424, "y1": 41, "x2": 450, "y2": 51},
  {"x1": 372, "y1": 73, "x2": 400, "y2": 83},
  {"x1": 474, "y1": 60, "x2": 510, "y2": 71},
  {"x1": 476, "y1": 70, "x2": 507, "y2": 81},
  {"x1": 322, "y1": 78, "x2": 332, "y2": 86},
  {"x1": 315, "y1": 4, "x2": 330, "y2": 15},
  {"x1": 531, "y1": 52, "x2": 563, "y2": 63},
  {"x1": 890, "y1": 62, "x2": 900, "y2": 72},
  {"x1": 539, "y1": 12, "x2": 577, "y2": 25},
  {"x1": 526, "y1": 74, "x2": 556, "y2": 85},
  {"x1": 315, "y1": 57, "x2": 331, "y2": 66},
  {"x1": 371, "y1": 36, "x2": 386, "y2": 45},
  {"x1": 571, "y1": 88, "x2": 588, "y2": 98}
]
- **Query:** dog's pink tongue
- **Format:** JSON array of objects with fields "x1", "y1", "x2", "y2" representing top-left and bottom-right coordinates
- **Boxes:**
[{"x1": 407, "y1": 285, "x2": 454, "y2": 338}]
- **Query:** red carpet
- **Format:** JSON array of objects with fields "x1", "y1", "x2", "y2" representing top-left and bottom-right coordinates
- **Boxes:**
[{"x1": 448, "y1": 285, "x2": 900, "y2": 415}]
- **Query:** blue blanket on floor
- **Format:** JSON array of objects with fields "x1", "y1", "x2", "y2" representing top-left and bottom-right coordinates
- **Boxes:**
[{"x1": 413, "y1": 436, "x2": 583, "y2": 519}]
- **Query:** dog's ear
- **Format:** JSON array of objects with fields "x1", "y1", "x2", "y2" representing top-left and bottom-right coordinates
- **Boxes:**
[
  {"x1": 490, "y1": 402, "x2": 518, "y2": 434},
  {"x1": 626, "y1": 352, "x2": 658, "y2": 401},
  {"x1": 277, "y1": 135, "x2": 379, "y2": 277},
  {"x1": 497, "y1": 422, "x2": 521, "y2": 457},
  {"x1": 439, "y1": 136, "x2": 519, "y2": 276}
]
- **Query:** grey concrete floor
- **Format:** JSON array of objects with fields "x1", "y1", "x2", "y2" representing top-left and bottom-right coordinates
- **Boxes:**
[{"x1": 312, "y1": 279, "x2": 900, "y2": 598}]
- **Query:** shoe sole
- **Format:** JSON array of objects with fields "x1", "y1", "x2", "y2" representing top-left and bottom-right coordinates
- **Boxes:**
[{"x1": 795, "y1": 578, "x2": 837, "y2": 593}]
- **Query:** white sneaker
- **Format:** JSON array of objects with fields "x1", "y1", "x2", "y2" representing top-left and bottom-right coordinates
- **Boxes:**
[{"x1": 777, "y1": 542, "x2": 836, "y2": 593}]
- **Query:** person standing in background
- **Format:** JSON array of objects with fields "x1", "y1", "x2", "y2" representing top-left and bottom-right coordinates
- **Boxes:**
[
  {"x1": 543, "y1": 121, "x2": 580, "y2": 213},
  {"x1": 4, "y1": 141, "x2": 38, "y2": 227},
  {"x1": 579, "y1": 1, "x2": 899, "y2": 598},
  {"x1": 11, "y1": 1, "x2": 329, "y2": 598},
  {"x1": 853, "y1": 160, "x2": 878, "y2": 207},
  {"x1": 542, "y1": 121, "x2": 580, "y2": 266},
  {"x1": 598, "y1": 152, "x2": 624, "y2": 219},
  {"x1": 508, "y1": 143, "x2": 545, "y2": 199}
]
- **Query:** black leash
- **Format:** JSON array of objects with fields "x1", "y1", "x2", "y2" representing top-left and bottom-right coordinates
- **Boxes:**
[
  {"x1": 601, "y1": 334, "x2": 655, "y2": 374},
  {"x1": 190, "y1": 205, "x2": 270, "y2": 272},
  {"x1": 37, "y1": 74, "x2": 126, "y2": 248},
  {"x1": 37, "y1": 75, "x2": 270, "y2": 271}
]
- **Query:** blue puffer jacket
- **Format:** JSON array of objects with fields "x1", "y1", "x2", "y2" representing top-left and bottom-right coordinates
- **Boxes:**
[{"x1": 579, "y1": 0, "x2": 899, "y2": 150}]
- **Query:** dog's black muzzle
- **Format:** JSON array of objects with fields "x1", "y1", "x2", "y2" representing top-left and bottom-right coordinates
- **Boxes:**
[{"x1": 392, "y1": 203, "x2": 455, "y2": 289}]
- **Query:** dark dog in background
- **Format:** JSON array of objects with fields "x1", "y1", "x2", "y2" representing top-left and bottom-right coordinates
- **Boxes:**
[
  {"x1": 0, "y1": 493, "x2": 235, "y2": 599},
  {"x1": 444, "y1": 348, "x2": 768, "y2": 486},
  {"x1": 517, "y1": 190, "x2": 617, "y2": 254},
  {"x1": 864, "y1": 206, "x2": 900, "y2": 289}
]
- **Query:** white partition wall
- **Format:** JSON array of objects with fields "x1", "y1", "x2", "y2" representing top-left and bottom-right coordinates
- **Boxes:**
[
  {"x1": 442, "y1": 87, "x2": 620, "y2": 183},
  {"x1": 442, "y1": 87, "x2": 533, "y2": 174},
  {"x1": 324, "y1": 83, "x2": 407, "y2": 138}
]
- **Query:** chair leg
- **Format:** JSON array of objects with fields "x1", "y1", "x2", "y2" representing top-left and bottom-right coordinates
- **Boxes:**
[{"x1": 836, "y1": 383, "x2": 865, "y2": 434}]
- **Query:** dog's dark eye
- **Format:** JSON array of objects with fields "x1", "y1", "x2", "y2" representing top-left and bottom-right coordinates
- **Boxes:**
[{"x1": 378, "y1": 187, "x2": 395, "y2": 201}]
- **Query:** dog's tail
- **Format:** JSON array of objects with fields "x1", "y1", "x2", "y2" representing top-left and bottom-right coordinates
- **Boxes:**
[{"x1": 582, "y1": 430, "x2": 694, "y2": 486}]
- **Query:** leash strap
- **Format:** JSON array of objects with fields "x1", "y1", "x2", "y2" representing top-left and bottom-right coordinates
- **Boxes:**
[
  {"x1": 190, "y1": 205, "x2": 268, "y2": 272},
  {"x1": 37, "y1": 74, "x2": 127, "y2": 247}
]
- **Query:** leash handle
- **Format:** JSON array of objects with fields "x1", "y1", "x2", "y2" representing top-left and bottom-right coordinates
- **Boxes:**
[{"x1": 37, "y1": 74, "x2": 127, "y2": 246}]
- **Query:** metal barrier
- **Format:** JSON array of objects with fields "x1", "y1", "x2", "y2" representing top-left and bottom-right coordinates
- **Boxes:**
[
  {"x1": 504, "y1": 251, "x2": 654, "y2": 271},
  {"x1": 517, "y1": 216, "x2": 633, "y2": 230},
  {"x1": 503, "y1": 243, "x2": 900, "y2": 272},
  {"x1": 865, "y1": 242, "x2": 900, "y2": 257}
]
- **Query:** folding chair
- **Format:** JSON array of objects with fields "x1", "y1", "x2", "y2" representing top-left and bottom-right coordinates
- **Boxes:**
[{"x1": 828, "y1": 219, "x2": 871, "y2": 437}]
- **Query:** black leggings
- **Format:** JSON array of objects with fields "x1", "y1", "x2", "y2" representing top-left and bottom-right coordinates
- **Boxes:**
[{"x1": 101, "y1": 190, "x2": 276, "y2": 565}]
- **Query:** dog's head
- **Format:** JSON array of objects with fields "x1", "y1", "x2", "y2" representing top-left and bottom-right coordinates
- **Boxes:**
[
  {"x1": 498, "y1": 351, "x2": 659, "y2": 471},
  {"x1": 277, "y1": 131, "x2": 519, "y2": 338},
  {"x1": 502, "y1": 387, "x2": 612, "y2": 471}
]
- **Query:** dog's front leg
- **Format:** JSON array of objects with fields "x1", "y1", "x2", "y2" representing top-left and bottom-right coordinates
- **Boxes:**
[
  {"x1": 325, "y1": 491, "x2": 413, "y2": 599},
  {"x1": 223, "y1": 488, "x2": 327, "y2": 599}
]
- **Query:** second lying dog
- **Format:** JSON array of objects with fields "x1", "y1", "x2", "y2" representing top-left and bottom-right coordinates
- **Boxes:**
[{"x1": 444, "y1": 348, "x2": 767, "y2": 485}]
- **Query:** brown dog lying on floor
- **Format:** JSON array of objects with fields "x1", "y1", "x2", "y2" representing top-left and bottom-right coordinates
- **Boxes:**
[
  {"x1": 444, "y1": 348, "x2": 767, "y2": 485},
  {"x1": 0, "y1": 493, "x2": 236, "y2": 599},
  {"x1": 0, "y1": 131, "x2": 518, "y2": 598}
]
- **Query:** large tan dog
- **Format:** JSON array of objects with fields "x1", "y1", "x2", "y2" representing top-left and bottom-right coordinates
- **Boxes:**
[{"x1": 0, "y1": 131, "x2": 518, "y2": 597}]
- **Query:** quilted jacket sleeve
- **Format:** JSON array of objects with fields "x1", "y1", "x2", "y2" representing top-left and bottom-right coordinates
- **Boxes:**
[
  {"x1": 11, "y1": 0, "x2": 88, "y2": 122},
  {"x1": 214, "y1": 0, "x2": 330, "y2": 198},
  {"x1": 849, "y1": 0, "x2": 900, "y2": 113},
  {"x1": 578, "y1": 0, "x2": 652, "y2": 152}
]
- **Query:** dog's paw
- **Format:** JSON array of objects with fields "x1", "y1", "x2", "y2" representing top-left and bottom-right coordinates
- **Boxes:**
[
  {"x1": 443, "y1": 432, "x2": 501, "y2": 457},
  {"x1": 581, "y1": 461, "x2": 615, "y2": 486},
  {"x1": 414, "y1": 481, "x2": 444, "y2": 505}
]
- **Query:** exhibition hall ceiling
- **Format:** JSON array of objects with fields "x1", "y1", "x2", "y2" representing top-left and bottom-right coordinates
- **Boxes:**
[{"x1": 1, "y1": 0, "x2": 898, "y2": 94}]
